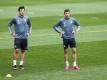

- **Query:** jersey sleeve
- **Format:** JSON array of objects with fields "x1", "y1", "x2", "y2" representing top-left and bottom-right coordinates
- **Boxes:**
[
  {"x1": 27, "y1": 18, "x2": 32, "y2": 33},
  {"x1": 53, "y1": 20, "x2": 62, "y2": 33},
  {"x1": 73, "y1": 18, "x2": 80, "y2": 32},
  {"x1": 8, "y1": 18, "x2": 15, "y2": 33},
  {"x1": 73, "y1": 19, "x2": 80, "y2": 26}
]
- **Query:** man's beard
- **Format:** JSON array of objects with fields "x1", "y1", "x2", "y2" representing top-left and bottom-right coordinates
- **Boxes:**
[{"x1": 65, "y1": 16, "x2": 70, "y2": 20}]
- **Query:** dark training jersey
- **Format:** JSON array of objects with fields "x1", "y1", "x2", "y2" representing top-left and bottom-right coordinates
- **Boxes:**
[
  {"x1": 53, "y1": 17, "x2": 80, "y2": 39},
  {"x1": 8, "y1": 16, "x2": 32, "y2": 39}
]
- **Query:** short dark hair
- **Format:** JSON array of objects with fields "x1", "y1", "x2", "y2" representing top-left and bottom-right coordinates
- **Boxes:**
[
  {"x1": 64, "y1": 9, "x2": 70, "y2": 14},
  {"x1": 18, "y1": 6, "x2": 25, "y2": 11}
]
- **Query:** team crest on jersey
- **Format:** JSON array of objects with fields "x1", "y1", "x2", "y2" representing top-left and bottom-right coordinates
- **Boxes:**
[
  {"x1": 64, "y1": 23, "x2": 66, "y2": 28},
  {"x1": 70, "y1": 21, "x2": 73, "y2": 24},
  {"x1": 17, "y1": 19, "x2": 20, "y2": 24}
]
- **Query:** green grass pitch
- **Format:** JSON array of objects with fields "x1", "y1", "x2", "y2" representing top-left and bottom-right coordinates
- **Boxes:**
[{"x1": 0, "y1": 0, "x2": 107, "y2": 80}]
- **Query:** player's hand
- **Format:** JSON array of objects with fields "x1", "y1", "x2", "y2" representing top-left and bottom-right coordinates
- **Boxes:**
[
  {"x1": 72, "y1": 31, "x2": 76, "y2": 34},
  {"x1": 60, "y1": 31, "x2": 65, "y2": 38},
  {"x1": 11, "y1": 32, "x2": 15, "y2": 37},
  {"x1": 61, "y1": 31, "x2": 65, "y2": 34},
  {"x1": 27, "y1": 33, "x2": 31, "y2": 36}
]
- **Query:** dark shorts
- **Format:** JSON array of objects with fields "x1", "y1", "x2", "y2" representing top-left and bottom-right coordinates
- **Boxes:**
[
  {"x1": 14, "y1": 38, "x2": 28, "y2": 50},
  {"x1": 63, "y1": 38, "x2": 76, "y2": 49}
]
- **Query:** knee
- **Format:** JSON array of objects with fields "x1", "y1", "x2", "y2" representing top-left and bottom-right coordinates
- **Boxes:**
[
  {"x1": 15, "y1": 49, "x2": 19, "y2": 54},
  {"x1": 73, "y1": 51, "x2": 76, "y2": 54},
  {"x1": 21, "y1": 50, "x2": 25, "y2": 53},
  {"x1": 64, "y1": 49, "x2": 68, "y2": 54},
  {"x1": 72, "y1": 50, "x2": 76, "y2": 54},
  {"x1": 72, "y1": 48, "x2": 76, "y2": 54}
]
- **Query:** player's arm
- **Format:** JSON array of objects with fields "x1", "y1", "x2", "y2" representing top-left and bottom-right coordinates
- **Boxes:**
[
  {"x1": 72, "y1": 19, "x2": 80, "y2": 34},
  {"x1": 27, "y1": 18, "x2": 32, "y2": 36},
  {"x1": 53, "y1": 20, "x2": 65, "y2": 37},
  {"x1": 53, "y1": 20, "x2": 64, "y2": 34},
  {"x1": 8, "y1": 18, "x2": 15, "y2": 37},
  {"x1": 76, "y1": 26, "x2": 80, "y2": 32}
]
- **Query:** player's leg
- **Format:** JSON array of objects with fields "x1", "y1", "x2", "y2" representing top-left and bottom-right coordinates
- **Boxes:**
[
  {"x1": 19, "y1": 39, "x2": 27, "y2": 69},
  {"x1": 72, "y1": 48, "x2": 76, "y2": 66},
  {"x1": 64, "y1": 48, "x2": 70, "y2": 70},
  {"x1": 13, "y1": 49, "x2": 19, "y2": 69},
  {"x1": 19, "y1": 49, "x2": 25, "y2": 69},
  {"x1": 13, "y1": 38, "x2": 20, "y2": 70},
  {"x1": 70, "y1": 38, "x2": 79, "y2": 70},
  {"x1": 72, "y1": 48, "x2": 79, "y2": 70},
  {"x1": 63, "y1": 39, "x2": 70, "y2": 70},
  {"x1": 20, "y1": 50, "x2": 25, "y2": 63},
  {"x1": 64, "y1": 48, "x2": 68, "y2": 65}
]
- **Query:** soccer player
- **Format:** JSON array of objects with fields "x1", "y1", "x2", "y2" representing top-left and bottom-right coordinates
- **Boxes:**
[
  {"x1": 53, "y1": 9, "x2": 80, "y2": 70},
  {"x1": 8, "y1": 6, "x2": 32, "y2": 70}
]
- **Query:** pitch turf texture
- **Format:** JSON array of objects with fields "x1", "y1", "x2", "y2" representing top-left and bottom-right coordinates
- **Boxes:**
[{"x1": 0, "y1": 0, "x2": 107, "y2": 80}]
